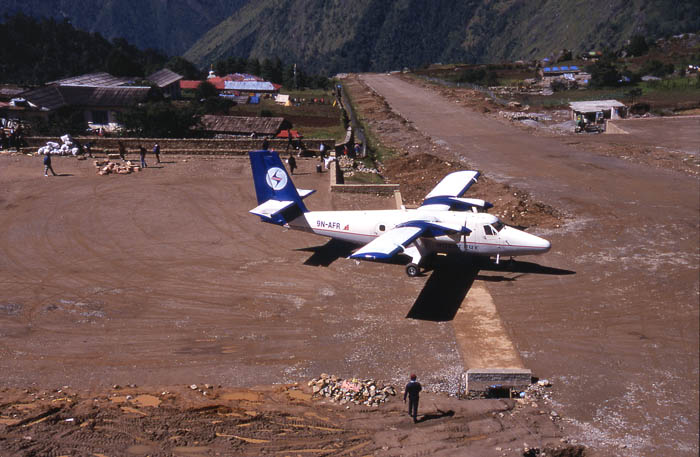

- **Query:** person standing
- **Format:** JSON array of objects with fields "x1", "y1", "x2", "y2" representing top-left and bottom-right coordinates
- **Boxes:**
[
  {"x1": 319, "y1": 142, "x2": 326, "y2": 158},
  {"x1": 262, "y1": 138, "x2": 269, "y2": 151},
  {"x1": 43, "y1": 153, "x2": 57, "y2": 176},
  {"x1": 287, "y1": 154, "x2": 297, "y2": 175},
  {"x1": 139, "y1": 145, "x2": 147, "y2": 168},
  {"x1": 286, "y1": 129, "x2": 294, "y2": 152},
  {"x1": 118, "y1": 141, "x2": 127, "y2": 160},
  {"x1": 404, "y1": 374, "x2": 422, "y2": 422},
  {"x1": 153, "y1": 143, "x2": 160, "y2": 164}
]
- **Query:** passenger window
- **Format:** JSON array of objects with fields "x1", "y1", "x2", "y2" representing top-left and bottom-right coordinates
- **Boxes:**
[
  {"x1": 483, "y1": 225, "x2": 494, "y2": 236},
  {"x1": 379, "y1": 225, "x2": 385, "y2": 231}
]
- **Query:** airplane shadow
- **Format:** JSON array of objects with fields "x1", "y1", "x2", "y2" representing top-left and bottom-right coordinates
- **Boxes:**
[
  {"x1": 296, "y1": 239, "x2": 357, "y2": 267},
  {"x1": 406, "y1": 257, "x2": 575, "y2": 322},
  {"x1": 406, "y1": 258, "x2": 479, "y2": 322}
]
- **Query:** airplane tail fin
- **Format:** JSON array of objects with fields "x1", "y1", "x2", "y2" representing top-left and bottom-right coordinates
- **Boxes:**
[{"x1": 248, "y1": 150, "x2": 310, "y2": 225}]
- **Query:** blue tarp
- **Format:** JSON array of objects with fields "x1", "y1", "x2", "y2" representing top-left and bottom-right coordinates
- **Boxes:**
[{"x1": 249, "y1": 96, "x2": 260, "y2": 104}]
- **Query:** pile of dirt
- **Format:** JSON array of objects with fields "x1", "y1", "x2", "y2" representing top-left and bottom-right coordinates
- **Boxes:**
[{"x1": 342, "y1": 75, "x2": 562, "y2": 229}]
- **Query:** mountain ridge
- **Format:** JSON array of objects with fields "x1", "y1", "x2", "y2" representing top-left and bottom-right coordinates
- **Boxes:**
[{"x1": 184, "y1": 0, "x2": 700, "y2": 73}]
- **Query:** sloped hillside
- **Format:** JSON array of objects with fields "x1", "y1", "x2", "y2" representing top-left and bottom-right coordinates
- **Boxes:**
[
  {"x1": 0, "y1": 0, "x2": 248, "y2": 56},
  {"x1": 184, "y1": 0, "x2": 700, "y2": 73}
]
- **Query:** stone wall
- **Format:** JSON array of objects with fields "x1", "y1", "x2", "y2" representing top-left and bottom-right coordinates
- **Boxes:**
[{"x1": 25, "y1": 137, "x2": 334, "y2": 155}]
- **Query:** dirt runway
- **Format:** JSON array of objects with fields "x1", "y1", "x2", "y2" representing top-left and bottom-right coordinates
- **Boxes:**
[
  {"x1": 0, "y1": 155, "x2": 467, "y2": 392},
  {"x1": 362, "y1": 73, "x2": 699, "y2": 456}
]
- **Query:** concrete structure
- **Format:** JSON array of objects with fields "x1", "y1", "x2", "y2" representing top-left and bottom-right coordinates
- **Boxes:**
[
  {"x1": 570, "y1": 99, "x2": 627, "y2": 122},
  {"x1": 463, "y1": 368, "x2": 532, "y2": 393}
]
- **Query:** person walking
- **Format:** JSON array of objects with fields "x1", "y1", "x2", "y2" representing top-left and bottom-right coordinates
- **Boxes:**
[
  {"x1": 153, "y1": 143, "x2": 160, "y2": 164},
  {"x1": 404, "y1": 374, "x2": 422, "y2": 422},
  {"x1": 139, "y1": 145, "x2": 147, "y2": 168},
  {"x1": 287, "y1": 154, "x2": 297, "y2": 175},
  {"x1": 43, "y1": 153, "x2": 57, "y2": 177}
]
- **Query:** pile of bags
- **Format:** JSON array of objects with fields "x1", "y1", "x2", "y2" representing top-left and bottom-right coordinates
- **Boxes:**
[{"x1": 37, "y1": 134, "x2": 81, "y2": 156}]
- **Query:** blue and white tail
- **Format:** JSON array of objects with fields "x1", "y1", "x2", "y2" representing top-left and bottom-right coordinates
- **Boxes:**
[{"x1": 248, "y1": 150, "x2": 313, "y2": 225}]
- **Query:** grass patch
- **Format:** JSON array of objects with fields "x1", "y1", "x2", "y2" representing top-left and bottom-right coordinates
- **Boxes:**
[
  {"x1": 344, "y1": 172, "x2": 384, "y2": 184},
  {"x1": 301, "y1": 124, "x2": 346, "y2": 140}
]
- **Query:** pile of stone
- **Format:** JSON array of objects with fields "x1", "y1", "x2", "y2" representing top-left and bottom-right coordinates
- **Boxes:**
[
  {"x1": 94, "y1": 159, "x2": 140, "y2": 176},
  {"x1": 336, "y1": 155, "x2": 380, "y2": 178},
  {"x1": 308, "y1": 374, "x2": 396, "y2": 407},
  {"x1": 499, "y1": 111, "x2": 541, "y2": 121}
]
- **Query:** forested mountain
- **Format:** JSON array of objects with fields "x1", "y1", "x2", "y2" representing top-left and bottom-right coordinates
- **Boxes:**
[
  {"x1": 0, "y1": 0, "x2": 248, "y2": 56},
  {"x1": 184, "y1": 0, "x2": 700, "y2": 74},
  {"x1": 2, "y1": 0, "x2": 698, "y2": 75},
  {"x1": 0, "y1": 15, "x2": 171, "y2": 85}
]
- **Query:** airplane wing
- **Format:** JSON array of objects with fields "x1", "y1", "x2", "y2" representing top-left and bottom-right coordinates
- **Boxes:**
[
  {"x1": 420, "y1": 170, "x2": 480, "y2": 210},
  {"x1": 349, "y1": 226, "x2": 424, "y2": 260},
  {"x1": 425, "y1": 171, "x2": 479, "y2": 199}
]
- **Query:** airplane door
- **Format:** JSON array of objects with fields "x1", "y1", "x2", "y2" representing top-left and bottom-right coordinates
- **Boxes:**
[{"x1": 482, "y1": 223, "x2": 501, "y2": 255}]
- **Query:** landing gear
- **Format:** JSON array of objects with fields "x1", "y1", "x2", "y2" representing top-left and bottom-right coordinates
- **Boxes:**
[{"x1": 406, "y1": 263, "x2": 420, "y2": 277}]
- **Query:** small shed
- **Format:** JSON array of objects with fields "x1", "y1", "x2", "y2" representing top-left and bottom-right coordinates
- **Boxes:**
[
  {"x1": 199, "y1": 115, "x2": 290, "y2": 137},
  {"x1": 569, "y1": 100, "x2": 627, "y2": 122}
]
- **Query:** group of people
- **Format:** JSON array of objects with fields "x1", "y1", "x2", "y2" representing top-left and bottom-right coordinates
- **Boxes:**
[
  {"x1": 43, "y1": 141, "x2": 161, "y2": 177},
  {"x1": 118, "y1": 141, "x2": 160, "y2": 168},
  {"x1": 1, "y1": 125, "x2": 26, "y2": 150}
]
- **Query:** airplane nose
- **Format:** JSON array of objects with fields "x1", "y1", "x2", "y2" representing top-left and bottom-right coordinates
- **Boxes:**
[{"x1": 539, "y1": 237, "x2": 551, "y2": 252}]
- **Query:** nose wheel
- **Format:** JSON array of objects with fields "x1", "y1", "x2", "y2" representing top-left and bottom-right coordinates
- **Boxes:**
[{"x1": 406, "y1": 263, "x2": 420, "y2": 277}]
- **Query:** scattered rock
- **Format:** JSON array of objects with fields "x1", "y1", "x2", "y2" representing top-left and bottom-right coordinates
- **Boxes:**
[{"x1": 308, "y1": 374, "x2": 395, "y2": 407}]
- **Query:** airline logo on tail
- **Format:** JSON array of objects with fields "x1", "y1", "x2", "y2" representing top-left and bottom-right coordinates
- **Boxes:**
[{"x1": 266, "y1": 167, "x2": 288, "y2": 190}]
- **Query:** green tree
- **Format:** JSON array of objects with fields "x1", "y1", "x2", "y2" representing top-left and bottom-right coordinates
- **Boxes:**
[
  {"x1": 626, "y1": 35, "x2": 649, "y2": 57},
  {"x1": 587, "y1": 61, "x2": 622, "y2": 87},
  {"x1": 245, "y1": 58, "x2": 261, "y2": 76},
  {"x1": 167, "y1": 57, "x2": 202, "y2": 80},
  {"x1": 117, "y1": 101, "x2": 200, "y2": 138},
  {"x1": 195, "y1": 80, "x2": 218, "y2": 100},
  {"x1": 260, "y1": 58, "x2": 275, "y2": 81}
]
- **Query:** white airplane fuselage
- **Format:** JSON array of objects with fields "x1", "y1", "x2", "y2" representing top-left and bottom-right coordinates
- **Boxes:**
[{"x1": 289, "y1": 208, "x2": 550, "y2": 258}]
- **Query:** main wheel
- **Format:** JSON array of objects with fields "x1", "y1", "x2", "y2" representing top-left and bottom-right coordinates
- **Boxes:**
[{"x1": 406, "y1": 263, "x2": 420, "y2": 277}]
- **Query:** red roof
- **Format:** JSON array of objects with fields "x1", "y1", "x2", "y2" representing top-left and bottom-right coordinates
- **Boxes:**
[
  {"x1": 181, "y1": 74, "x2": 276, "y2": 92},
  {"x1": 180, "y1": 80, "x2": 201, "y2": 90},
  {"x1": 276, "y1": 129, "x2": 302, "y2": 139},
  {"x1": 180, "y1": 78, "x2": 227, "y2": 90}
]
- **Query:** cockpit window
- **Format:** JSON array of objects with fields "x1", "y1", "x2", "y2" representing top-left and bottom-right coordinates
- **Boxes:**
[
  {"x1": 483, "y1": 225, "x2": 495, "y2": 236},
  {"x1": 492, "y1": 221, "x2": 504, "y2": 232}
]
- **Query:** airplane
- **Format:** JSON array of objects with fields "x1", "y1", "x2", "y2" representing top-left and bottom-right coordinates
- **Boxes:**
[{"x1": 248, "y1": 150, "x2": 551, "y2": 277}]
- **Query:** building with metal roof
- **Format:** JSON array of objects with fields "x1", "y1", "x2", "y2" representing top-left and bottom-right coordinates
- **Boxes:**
[
  {"x1": 570, "y1": 100, "x2": 627, "y2": 128},
  {"x1": 19, "y1": 85, "x2": 152, "y2": 132},
  {"x1": 48, "y1": 72, "x2": 135, "y2": 87},
  {"x1": 199, "y1": 115, "x2": 290, "y2": 137},
  {"x1": 146, "y1": 68, "x2": 183, "y2": 99},
  {"x1": 223, "y1": 81, "x2": 279, "y2": 93}
]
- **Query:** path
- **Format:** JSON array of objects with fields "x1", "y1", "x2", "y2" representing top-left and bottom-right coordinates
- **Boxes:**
[{"x1": 362, "y1": 73, "x2": 699, "y2": 456}]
